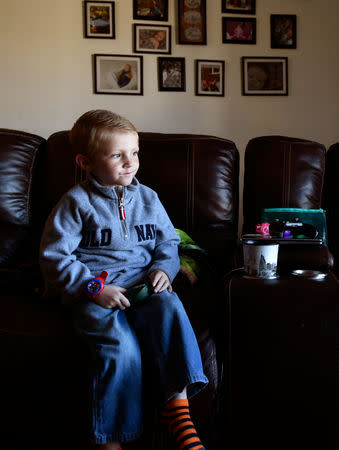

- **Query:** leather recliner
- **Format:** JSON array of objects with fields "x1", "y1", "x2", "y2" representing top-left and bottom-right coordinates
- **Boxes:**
[
  {"x1": 226, "y1": 135, "x2": 338, "y2": 450},
  {"x1": 0, "y1": 128, "x2": 239, "y2": 450}
]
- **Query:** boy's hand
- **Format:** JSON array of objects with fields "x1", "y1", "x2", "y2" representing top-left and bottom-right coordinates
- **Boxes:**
[
  {"x1": 149, "y1": 270, "x2": 173, "y2": 293},
  {"x1": 94, "y1": 285, "x2": 130, "y2": 310}
]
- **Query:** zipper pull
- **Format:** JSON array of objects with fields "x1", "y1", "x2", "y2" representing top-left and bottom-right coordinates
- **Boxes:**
[
  {"x1": 119, "y1": 204, "x2": 126, "y2": 221},
  {"x1": 118, "y1": 187, "x2": 128, "y2": 239}
]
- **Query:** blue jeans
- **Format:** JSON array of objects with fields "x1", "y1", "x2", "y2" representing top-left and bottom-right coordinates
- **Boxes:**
[{"x1": 72, "y1": 289, "x2": 208, "y2": 444}]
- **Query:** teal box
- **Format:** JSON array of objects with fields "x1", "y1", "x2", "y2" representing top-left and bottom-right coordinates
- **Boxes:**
[{"x1": 262, "y1": 208, "x2": 328, "y2": 246}]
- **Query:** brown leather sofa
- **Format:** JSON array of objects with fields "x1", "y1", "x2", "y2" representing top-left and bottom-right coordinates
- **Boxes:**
[
  {"x1": 227, "y1": 135, "x2": 338, "y2": 450},
  {"x1": 0, "y1": 128, "x2": 239, "y2": 450}
]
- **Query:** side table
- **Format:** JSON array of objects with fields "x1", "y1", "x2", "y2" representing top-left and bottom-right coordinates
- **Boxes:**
[{"x1": 225, "y1": 270, "x2": 339, "y2": 450}]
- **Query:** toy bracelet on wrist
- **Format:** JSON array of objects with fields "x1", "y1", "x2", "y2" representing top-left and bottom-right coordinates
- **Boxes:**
[{"x1": 86, "y1": 271, "x2": 108, "y2": 299}]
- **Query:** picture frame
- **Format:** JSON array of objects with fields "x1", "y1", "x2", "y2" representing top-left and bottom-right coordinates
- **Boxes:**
[
  {"x1": 241, "y1": 57, "x2": 288, "y2": 96},
  {"x1": 177, "y1": 0, "x2": 207, "y2": 45},
  {"x1": 133, "y1": 24, "x2": 171, "y2": 54},
  {"x1": 222, "y1": 17, "x2": 256, "y2": 44},
  {"x1": 94, "y1": 54, "x2": 143, "y2": 95},
  {"x1": 84, "y1": 1, "x2": 115, "y2": 38},
  {"x1": 195, "y1": 60, "x2": 225, "y2": 96},
  {"x1": 158, "y1": 57, "x2": 186, "y2": 91},
  {"x1": 221, "y1": 0, "x2": 255, "y2": 15},
  {"x1": 133, "y1": 0, "x2": 168, "y2": 21},
  {"x1": 271, "y1": 14, "x2": 297, "y2": 49}
]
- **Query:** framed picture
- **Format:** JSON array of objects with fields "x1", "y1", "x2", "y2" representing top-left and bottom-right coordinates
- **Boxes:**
[
  {"x1": 84, "y1": 1, "x2": 115, "y2": 38},
  {"x1": 221, "y1": 0, "x2": 255, "y2": 15},
  {"x1": 133, "y1": 0, "x2": 168, "y2": 21},
  {"x1": 158, "y1": 57, "x2": 186, "y2": 91},
  {"x1": 133, "y1": 24, "x2": 171, "y2": 54},
  {"x1": 94, "y1": 54, "x2": 143, "y2": 95},
  {"x1": 271, "y1": 14, "x2": 297, "y2": 49},
  {"x1": 177, "y1": 0, "x2": 207, "y2": 45},
  {"x1": 222, "y1": 17, "x2": 256, "y2": 44},
  {"x1": 195, "y1": 60, "x2": 225, "y2": 96},
  {"x1": 241, "y1": 57, "x2": 288, "y2": 96}
]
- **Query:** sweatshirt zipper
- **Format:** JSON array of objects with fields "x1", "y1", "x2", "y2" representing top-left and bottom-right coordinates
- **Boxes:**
[{"x1": 117, "y1": 186, "x2": 128, "y2": 239}]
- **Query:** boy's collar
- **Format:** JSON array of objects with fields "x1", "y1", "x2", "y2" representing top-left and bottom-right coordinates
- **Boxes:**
[{"x1": 88, "y1": 173, "x2": 139, "y2": 198}]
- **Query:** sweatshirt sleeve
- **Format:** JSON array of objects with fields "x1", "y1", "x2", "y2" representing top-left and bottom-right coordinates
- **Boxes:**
[
  {"x1": 147, "y1": 196, "x2": 180, "y2": 282},
  {"x1": 39, "y1": 194, "x2": 93, "y2": 298}
]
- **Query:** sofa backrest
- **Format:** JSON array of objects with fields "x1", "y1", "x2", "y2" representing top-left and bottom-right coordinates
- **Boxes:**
[
  {"x1": 0, "y1": 129, "x2": 45, "y2": 266},
  {"x1": 138, "y1": 133, "x2": 239, "y2": 271},
  {"x1": 37, "y1": 130, "x2": 86, "y2": 228},
  {"x1": 243, "y1": 135, "x2": 326, "y2": 234}
]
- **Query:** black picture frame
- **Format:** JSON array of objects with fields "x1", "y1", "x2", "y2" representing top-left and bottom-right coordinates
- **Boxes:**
[
  {"x1": 133, "y1": 0, "x2": 168, "y2": 21},
  {"x1": 158, "y1": 57, "x2": 186, "y2": 91},
  {"x1": 133, "y1": 24, "x2": 171, "y2": 54},
  {"x1": 241, "y1": 56, "x2": 288, "y2": 96},
  {"x1": 195, "y1": 59, "x2": 225, "y2": 97},
  {"x1": 271, "y1": 14, "x2": 297, "y2": 49},
  {"x1": 221, "y1": 0, "x2": 255, "y2": 15},
  {"x1": 177, "y1": 0, "x2": 207, "y2": 45},
  {"x1": 84, "y1": 1, "x2": 115, "y2": 39},
  {"x1": 222, "y1": 17, "x2": 256, "y2": 44},
  {"x1": 94, "y1": 54, "x2": 143, "y2": 95}
]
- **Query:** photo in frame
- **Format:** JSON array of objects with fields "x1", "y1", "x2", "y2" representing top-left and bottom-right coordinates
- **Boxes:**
[
  {"x1": 242, "y1": 57, "x2": 288, "y2": 96},
  {"x1": 158, "y1": 57, "x2": 186, "y2": 91},
  {"x1": 133, "y1": 0, "x2": 168, "y2": 21},
  {"x1": 222, "y1": 17, "x2": 256, "y2": 44},
  {"x1": 94, "y1": 54, "x2": 143, "y2": 95},
  {"x1": 84, "y1": 1, "x2": 115, "y2": 38},
  {"x1": 221, "y1": 0, "x2": 255, "y2": 15},
  {"x1": 133, "y1": 24, "x2": 171, "y2": 54},
  {"x1": 195, "y1": 60, "x2": 225, "y2": 96},
  {"x1": 271, "y1": 14, "x2": 297, "y2": 49},
  {"x1": 177, "y1": 0, "x2": 207, "y2": 45}
]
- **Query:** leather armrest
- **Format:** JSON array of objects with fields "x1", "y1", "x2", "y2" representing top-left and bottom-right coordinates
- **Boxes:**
[{"x1": 277, "y1": 244, "x2": 334, "y2": 273}]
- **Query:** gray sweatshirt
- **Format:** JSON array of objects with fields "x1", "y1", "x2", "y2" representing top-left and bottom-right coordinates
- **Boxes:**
[{"x1": 40, "y1": 175, "x2": 180, "y2": 301}]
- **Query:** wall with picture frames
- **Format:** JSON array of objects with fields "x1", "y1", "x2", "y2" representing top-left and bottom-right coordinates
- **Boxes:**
[
  {"x1": 1, "y1": 0, "x2": 339, "y2": 226},
  {"x1": 91, "y1": 1, "x2": 292, "y2": 97}
]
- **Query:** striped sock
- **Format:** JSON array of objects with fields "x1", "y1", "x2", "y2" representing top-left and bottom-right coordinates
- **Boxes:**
[{"x1": 161, "y1": 398, "x2": 205, "y2": 450}]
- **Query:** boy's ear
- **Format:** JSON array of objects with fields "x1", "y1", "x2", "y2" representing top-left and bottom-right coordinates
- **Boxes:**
[{"x1": 75, "y1": 153, "x2": 91, "y2": 171}]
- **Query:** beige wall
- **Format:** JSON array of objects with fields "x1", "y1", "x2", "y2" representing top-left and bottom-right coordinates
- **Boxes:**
[{"x1": 1, "y1": 0, "x2": 338, "y2": 225}]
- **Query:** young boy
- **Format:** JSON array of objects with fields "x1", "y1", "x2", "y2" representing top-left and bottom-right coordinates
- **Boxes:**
[{"x1": 39, "y1": 110, "x2": 208, "y2": 450}]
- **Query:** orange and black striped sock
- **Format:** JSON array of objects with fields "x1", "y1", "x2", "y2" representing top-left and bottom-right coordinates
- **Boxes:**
[{"x1": 161, "y1": 398, "x2": 205, "y2": 450}]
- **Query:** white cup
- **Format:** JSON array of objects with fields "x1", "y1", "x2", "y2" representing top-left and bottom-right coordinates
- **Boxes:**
[{"x1": 243, "y1": 239, "x2": 279, "y2": 279}]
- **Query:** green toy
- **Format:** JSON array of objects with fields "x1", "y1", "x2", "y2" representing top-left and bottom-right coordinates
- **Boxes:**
[
  {"x1": 175, "y1": 228, "x2": 209, "y2": 282},
  {"x1": 126, "y1": 229, "x2": 209, "y2": 305},
  {"x1": 126, "y1": 281, "x2": 154, "y2": 305}
]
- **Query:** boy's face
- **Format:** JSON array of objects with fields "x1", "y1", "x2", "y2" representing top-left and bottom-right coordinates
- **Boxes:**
[{"x1": 84, "y1": 131, "x2": 139, "y2": 187}]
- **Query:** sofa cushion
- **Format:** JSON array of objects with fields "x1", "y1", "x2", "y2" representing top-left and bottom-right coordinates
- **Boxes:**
[
  {"x1": 243, "y1": 135, "x2": 326, "y2": 234},
  {"x1": 0, "y1": 129, "x2": 45, "y2": 265}
]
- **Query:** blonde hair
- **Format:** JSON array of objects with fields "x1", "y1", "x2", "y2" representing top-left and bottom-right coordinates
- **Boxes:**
[{"x1": 70, "y1": 109, "x2": 137, "y2": 159}]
